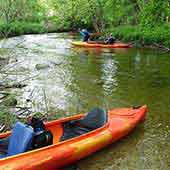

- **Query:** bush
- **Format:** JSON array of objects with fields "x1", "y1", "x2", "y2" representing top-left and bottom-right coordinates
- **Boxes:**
[
  {"x1": 2, "y1": 94, "x2": 17, "y2": 107},
  {"x1": 0, "y1": 21, "x2": 46, "y2": 37},
  {"x1": 107, "y1": 24, "x2": 170, "y2": 48},
  {"x1": 0, "y1": 107, "x2": 17, "y2": 130}
]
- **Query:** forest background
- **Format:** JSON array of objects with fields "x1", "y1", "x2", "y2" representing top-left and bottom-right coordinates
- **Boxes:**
[{"x1": 0, "y1": 0, "x2": 170, "y2": 47}]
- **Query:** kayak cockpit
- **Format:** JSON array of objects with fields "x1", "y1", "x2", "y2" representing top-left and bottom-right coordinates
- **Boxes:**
[
  {"x1": 0, "y1": 108, "x2": 108, "y2": 159},
  {"x1": 60, "y1": 108, "x2": 107, "y2": 141}
]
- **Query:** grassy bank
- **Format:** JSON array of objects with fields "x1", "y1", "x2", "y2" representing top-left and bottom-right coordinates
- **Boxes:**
[
  {"x1": 1, "y1": 21, "x2": 170, "y2": 50},
  {"x1": 107, "y1": 25, "x2": 170, "y2": 48},
  {"x1": 0, "y1": 22, "x2": 43, "y2": 37},
  {"x1": 0, "y1": 21, "x2": 69, "y2": 38}
]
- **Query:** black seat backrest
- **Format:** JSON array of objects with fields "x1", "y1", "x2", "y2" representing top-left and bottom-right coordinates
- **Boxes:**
[{"x1": 77, "y1": 108, "x2": 107, "y2": 130}]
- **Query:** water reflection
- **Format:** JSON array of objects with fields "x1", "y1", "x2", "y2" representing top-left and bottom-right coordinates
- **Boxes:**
[{"x1": 101, "y1": 57, "x2": 118, "y2": 95}]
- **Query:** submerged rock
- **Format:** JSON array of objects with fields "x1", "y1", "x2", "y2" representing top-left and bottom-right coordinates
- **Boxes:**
[
  {"x1": 0, "y1": 81, "x2": 5, "y2": 86},
  {"x1": 35, "y1": 63, "x2": 50, "y2": 70},
  {"x1": 0, "y1": 57, "x2": 8, "y2": 69},
  {"x1": 94, "y1": 79, "x2": 104, "y2": 85}
]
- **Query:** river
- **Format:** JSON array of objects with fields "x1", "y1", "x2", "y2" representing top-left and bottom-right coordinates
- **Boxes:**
[{"x1": 0, "y1": 33, "x2": 170, "y2": 170}]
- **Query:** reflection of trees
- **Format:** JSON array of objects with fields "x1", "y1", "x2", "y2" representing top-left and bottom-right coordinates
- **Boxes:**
[
  {"x1": 72, "y1": 47, "x2": 103, "y2": 57},
  {"x1": 114, "y1": 49, "x2": 170, "y2": 109},
  {"x1": 67, "y1": 50, "x2": 120, "y2": 111},
  {"x1": 67, "y1": 53, "x2": 105, "y2": 112}
]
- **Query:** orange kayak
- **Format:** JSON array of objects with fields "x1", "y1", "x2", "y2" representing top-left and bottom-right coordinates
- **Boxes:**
[
  {"x1": 72, "y1": 41, "x2": 132, "y2": 48},
  {"x1": 0, "y1": 106, "x2": 147, "y2": 170}
]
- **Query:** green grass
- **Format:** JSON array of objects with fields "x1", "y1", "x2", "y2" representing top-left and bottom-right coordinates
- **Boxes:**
[
  {"x1": 0, "y1": 107, "x2": 17, "y2": 130},
  {"x1": 2, "y1": 94, "x2": 17, "y2": 107},
  {"x1": 0, "y1": 20, "x2": 70, "y2": 38},
  {"x1": 107, "y1": 25, "x2": 170, "y2": 48}
]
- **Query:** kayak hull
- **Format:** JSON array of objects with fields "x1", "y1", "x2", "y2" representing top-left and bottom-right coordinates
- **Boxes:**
[
  {"x1": 0, "y1": 106, "x2": 147, "y2": 170},
  {"x1": 72, "y1": 41, "x2": 132, "y2": 48}
]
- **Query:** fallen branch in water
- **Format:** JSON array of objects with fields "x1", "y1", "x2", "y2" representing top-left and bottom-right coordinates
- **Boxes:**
[
  {"x1": 0, "y1": 124, "x2": 6, "y2": 133},
  {"x1": 0, "y1": 74, "x2": 38, "y2": 91},
  {"x1": 1, "y1": 60, "x2": 24, "y2": 72},
  {"x1": 26, "y1": 88, "x2": 35, "y2": 102},
  {"x1": 0, "y1": 95, "x2": 7, "y2": 100},
  {"x1": 43, "y1": 88, "x2": 48, "y2": 114},
  {"x1": 0, "y1": 91, "x2": 10, "y2": 95},
  {"x1": 15, "y1": 106, "x2": 31, "y2": 110},
  {"x1": 16, "y1": 110, "x2": 32, "y2": 118},
  {"x1": 0, "y1": 83, "x2": 27, "y2": 89},
  {"x1": 153, "y1": 43, "x2": 170, "y2": 52},
  {"x1": 15, "y1": 106, "x2": 32, "y2": 118},
  {"x1": 17, "y1": 74, "x2": 39, "y2": 84},
  {"x1": 0, "y1": 71, "x2": 29, "y2": 76},
  {"x1": 7, "y1": 84, "x2": 26, "y2": 89}
]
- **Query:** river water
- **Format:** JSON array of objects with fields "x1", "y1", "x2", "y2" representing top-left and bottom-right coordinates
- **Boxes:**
[{"x1": 0, "y1": 33, "x2": 170, "y2": 170}]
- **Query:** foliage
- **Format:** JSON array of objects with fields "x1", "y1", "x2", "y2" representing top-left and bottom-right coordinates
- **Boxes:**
[
  {"x1": 108, "y1": 25, "x2": 170, "y2": 47},
  {"x1": 0, "y1": 21, "x2": 46, "y2": 37},
  {"x1": 0, "y1": 107, "x2": 17, "y2": 129},
  {"x1": 0, "y1": 0, "x2": 45, "y2": 23},
  {"x1": 0, "y1": 0, "x2": 170, "y2": 46},
  {"x1": 2, "y1": 94, "x2": 17, "y2": 107}
]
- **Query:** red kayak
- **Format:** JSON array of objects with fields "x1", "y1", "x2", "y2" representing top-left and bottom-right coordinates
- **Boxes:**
[
  {"x1": 72, "y1": 41, "x2": 132, "y2": 48},
  {"x1": 0, "y1": 106, "x2": 147, "y2": 170}
]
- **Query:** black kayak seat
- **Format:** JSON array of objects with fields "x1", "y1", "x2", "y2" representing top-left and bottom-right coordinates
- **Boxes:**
[
  {"x1": 60, "y1": 108, "x2": 107, "y2": 141},
  {"x1": 0, "y1": 122, "x2": 34, "y2": 159},
  {"x1": 75, "y1": 107, "x2": 107, "y2": 130}
]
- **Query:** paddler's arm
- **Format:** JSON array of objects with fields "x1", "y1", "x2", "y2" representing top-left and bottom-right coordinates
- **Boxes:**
[{"x1": 79, "y1": 31, "x2": 85, "y2": 36}]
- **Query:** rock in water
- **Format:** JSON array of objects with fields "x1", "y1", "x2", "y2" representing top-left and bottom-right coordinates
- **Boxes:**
[{"x1": 35, "y1": 64, "x2": 50, "y2": 70}]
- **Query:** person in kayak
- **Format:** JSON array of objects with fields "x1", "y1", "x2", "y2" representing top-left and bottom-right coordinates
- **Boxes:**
[
  {"x1": 105, "y1": 33, "x2": 116, "y2": 44},
  {"x1": 79, "y1": 29, "x2": 90, "y2": 42}
]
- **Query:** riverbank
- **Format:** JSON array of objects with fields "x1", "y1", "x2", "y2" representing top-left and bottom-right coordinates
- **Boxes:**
[
  {"x1": 1, "y1": 22, "x2": 170, "y2": 51},
  {"x1": 0, "y1": 21, "x2": 69, "y2": 38},
  {"x1": 107, "y1": 25, "x2": 170, "y2": 51}
]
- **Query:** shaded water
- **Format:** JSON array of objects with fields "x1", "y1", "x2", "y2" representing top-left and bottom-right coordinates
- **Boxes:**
[{"x1": 0, "y1": 33, "x2": 170, "y2": 169}]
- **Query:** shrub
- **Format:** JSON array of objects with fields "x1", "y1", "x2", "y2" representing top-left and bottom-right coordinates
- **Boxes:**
[
  {"x1": 107, "y1": 24, "x2": 170, "y2": 48},
  {"x1": 0, "y1": 21, "x2": 46, "y2": 38},
  {"x1": 0, "y1": 107, "x2": 17, "y2": 130}
]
